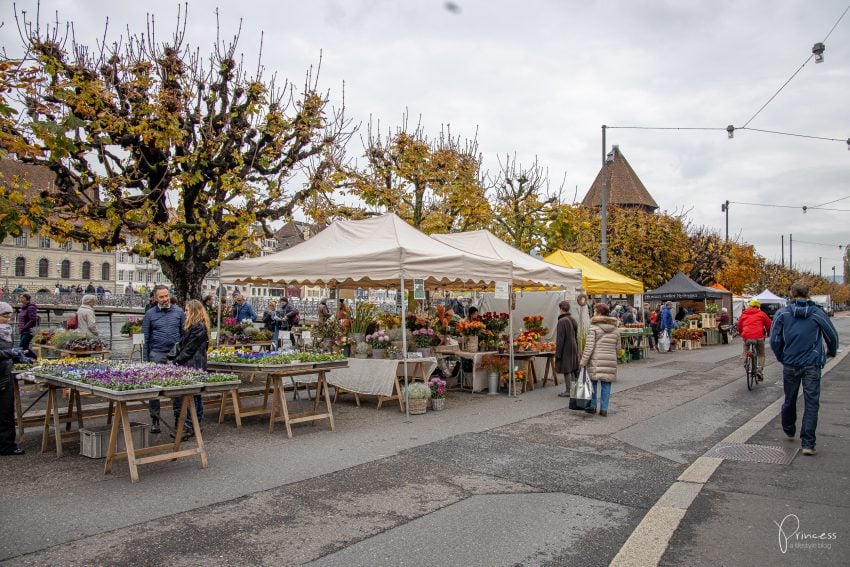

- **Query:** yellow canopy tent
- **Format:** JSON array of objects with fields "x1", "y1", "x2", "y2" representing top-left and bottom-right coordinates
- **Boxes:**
[{"x1": 544, "y1": 251, "x2": 644, "y2": 294}]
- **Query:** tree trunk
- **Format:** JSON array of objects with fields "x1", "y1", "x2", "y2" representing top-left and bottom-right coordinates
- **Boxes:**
[{"x1": 158, "y1": 256, "x2": 210, "y2": 306}]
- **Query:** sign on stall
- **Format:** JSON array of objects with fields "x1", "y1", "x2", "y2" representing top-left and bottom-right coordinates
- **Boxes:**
[
  {"x1": 301, "y1": 331, "x2": 312, "y2": 342},
  {"x1": 494, "y1": 280, "x2": 510, "y2": 300},
  {"x1": 413, "y1": 279, "x2": 426, "y2": 300}
]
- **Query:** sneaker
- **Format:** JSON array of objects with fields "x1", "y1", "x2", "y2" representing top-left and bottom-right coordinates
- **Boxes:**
[
  {"x1": 784, "y1": 432, "x2": 795, "y2": 440},
  {"x1": 802, "y1": 448, "x2": 817, "y2": 456},
  {"x1": 600, "y1": 409, "x2": 608, "y2": 417},
  {"x1": 584, "y1": 407, "x2": 597, "y2": 415}
]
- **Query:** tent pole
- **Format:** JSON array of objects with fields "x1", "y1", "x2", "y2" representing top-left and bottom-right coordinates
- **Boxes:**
[
  {"x1": 509, "y1": 286, "x2": 516, "y2": 397},
  {"x1": 215, "y1": 280, "x2": 223, "y2": 347},
  {"x1": 400, "y1": 277, "x2": 409, "y2": 419}
]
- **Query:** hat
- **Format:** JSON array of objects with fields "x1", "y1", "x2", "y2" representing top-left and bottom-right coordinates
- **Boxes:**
[
  {"x1": 748, "y1": 299, "x2": 761, "y2": 307},
  {"x1": 0, "y1": 301, "x2": 12, "y2": 314}
]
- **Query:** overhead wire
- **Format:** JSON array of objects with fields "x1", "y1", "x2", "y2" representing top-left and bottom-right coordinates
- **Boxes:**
[{"x1": 741, "y1": 3, "x2": 850, "y2": 128}]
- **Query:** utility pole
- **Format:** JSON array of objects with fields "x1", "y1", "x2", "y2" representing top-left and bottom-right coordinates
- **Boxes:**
[
  {"x1": 781, "y1": 235, "x2": 785, "y2": 267},
  {"x1": 601, "y1": 125, "x2": 608, "y2": 267},
  {"x1": 789, "y1": 233, "x2": 793, "y2": 270},
  {"x1": 819, "y1": 257, "x2": 822, "y2": 278}
]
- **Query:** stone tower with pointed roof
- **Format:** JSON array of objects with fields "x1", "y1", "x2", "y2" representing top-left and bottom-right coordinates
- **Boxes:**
[{"x1": 580, "y1": 145, "x2": 659, "y2": 213}]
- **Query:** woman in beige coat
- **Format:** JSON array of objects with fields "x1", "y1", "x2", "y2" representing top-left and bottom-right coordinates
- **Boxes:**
[
  {"x1": 580, "y1": 303, "x2": 620, "y2": 416},
  {"x1": 76, "y1": 295, "x2": 99, "y2": 338}
]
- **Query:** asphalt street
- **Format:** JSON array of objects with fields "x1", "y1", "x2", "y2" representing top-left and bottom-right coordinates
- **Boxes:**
[{"x1": 1, "y1": 316, "x2": 848, "y2": 566}]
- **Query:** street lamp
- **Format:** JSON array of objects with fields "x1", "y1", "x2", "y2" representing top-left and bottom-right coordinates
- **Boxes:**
[
  {"x1": 2, "y1": 259, "x2": 9, "y2": 293},
  {"x1": 55, "y1": 262, "x2": 61, "y2": 290},
  {"x1": 832, "y1": 266, "x2": 836, "y2": 283}
]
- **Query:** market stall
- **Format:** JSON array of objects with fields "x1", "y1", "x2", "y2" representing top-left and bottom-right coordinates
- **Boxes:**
[{"x1": 543, "y1": 250, "x2": 644, "y2": 295}]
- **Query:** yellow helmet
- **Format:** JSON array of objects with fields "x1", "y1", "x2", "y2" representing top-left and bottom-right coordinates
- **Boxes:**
[{"x1": 748, "y1": 299, "x2": 761, "y2": 307}]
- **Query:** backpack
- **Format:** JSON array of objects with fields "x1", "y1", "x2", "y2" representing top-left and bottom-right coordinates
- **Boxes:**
[{"x1": 66, "y1": 313, "x2": 78, "y2": 330}]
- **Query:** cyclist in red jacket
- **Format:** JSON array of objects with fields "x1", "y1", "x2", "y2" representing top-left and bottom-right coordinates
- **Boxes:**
[{"x1": 737, "y1": 299, "x2": 773, "y2": 381}]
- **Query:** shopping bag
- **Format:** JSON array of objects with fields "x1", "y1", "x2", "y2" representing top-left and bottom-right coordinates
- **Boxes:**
[
  {"x1": 569, "y1": 368, "x2": 592, "y2": 410},
  {"x1": 658, "y1": 330, "x2": 671, "y2": 352}
]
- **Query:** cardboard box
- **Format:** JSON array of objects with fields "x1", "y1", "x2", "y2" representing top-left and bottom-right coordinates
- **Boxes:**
[{"x1": 80, "y1": 422, "x2": 150, "y2": 459}]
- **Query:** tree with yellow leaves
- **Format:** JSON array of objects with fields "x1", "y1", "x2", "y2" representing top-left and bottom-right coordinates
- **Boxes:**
[
  {"x1": 5, "y1": 8, "x2": 350, "y2": 301},
  {"x1": 717, "y1": 242, "x2": 763, "y2": 294}
]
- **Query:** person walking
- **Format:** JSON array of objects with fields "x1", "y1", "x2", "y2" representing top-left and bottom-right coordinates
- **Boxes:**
[
  {"x1": 141, "y1": 285, "x2": 185, "y2": 434},
  {"x1": 769, "y1": 281, "x2": 839, "y2": 456},
  {"x1": 170, "y1": 299, "x2": 209, "y2": 440},
  {"x1": 555, "y1": 300, "x2": 580, "y2": 398},
  {"x1": 737, "y1": 299, "x2": 772, "y2": 381},
  {"x1": 717, "y1": 307, "x2": 731, "y2": 344},
  {"x1": 0, "y1": 302, "x2": 26, "y2": 456},
  {"x1": 660, "y1": 301, "x2": 675, "y2": 352},
  {"x1": 580, "y1": 303, "x2": 621, "y2": 417},
  {"x1": 17, "y1": 293, "x2": 39, "y2": 353},
  {"x1": 76, "y1": 294, "x2": 100, "y2": 337}
]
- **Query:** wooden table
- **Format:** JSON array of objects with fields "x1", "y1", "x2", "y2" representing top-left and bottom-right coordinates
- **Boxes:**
[
  {"x1": 620, "y1": 330, "x2": 652, "y2": 362},
  {"x1": 535, "y1": 352, "x2": 558, "y2": 387},
  {"x1": 496, "y1": 351, "x2": 544, "y2": 393},
  {"x1": 34, "y1": 374, "x2": 238, "y2": 483},
  {"x1": 209, "y1": 361, "x2": 347, "y2": 437}
]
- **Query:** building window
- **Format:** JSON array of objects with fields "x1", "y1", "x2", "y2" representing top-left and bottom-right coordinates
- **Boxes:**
[
  {"x1": 82, "y1": 261, "x2": 91, "y2": 280},
  {"x1": 156, "y1": 272, "x2": 161, "y2": 283},
  {"x1": 60, "y1": 241, "x2": 72, "y2": 251},
  {"x1": 14, "y1": 257, "x2": 25, "y2": 276},
  {"x1": 146, "y1": 271, "x2": 152, "y2": 283},
  {"x1": 38, "y1": 236, "x2": 51, "y2": 248},
  {"x1": 60, "y1": 260, "x2": 71, "y2": 279},
  {"x1": 118, "y1": 252, "x2": 126, "y2": 263},
  {"x1": 15, "y1": 234, "x2": 27, "y2": 247},
  {"x1": 118, "y1": 269, "x2": 124, "y2": 281},
  {"x1": 38, "y1": 258, "x2": 49, "y2": 278},
  {"x1": 127, "y1": 271, "x2": 133, "y2": 282},
  {"x1": 101, "y1": 262, "x2": 110, "y2": 281},
  {"x1": 81, "y1": 242, "x2": 92, "y2": 252}
]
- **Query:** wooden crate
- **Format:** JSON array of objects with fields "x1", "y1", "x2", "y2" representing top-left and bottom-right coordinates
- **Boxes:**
[{"x1": 701, "y1": 314, "x2": 717, "y2": 328}]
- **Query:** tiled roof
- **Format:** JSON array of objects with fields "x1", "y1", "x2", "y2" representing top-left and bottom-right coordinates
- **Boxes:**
[
  {"x1": 0, "y1": 158, "x2": 58, "y2": 197},
  {"x1": 580, "y1": 146, "x2": 659, "y2": 212}
]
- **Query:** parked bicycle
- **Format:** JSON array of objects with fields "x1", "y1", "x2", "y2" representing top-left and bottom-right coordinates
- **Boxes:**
[{"x1": 744, "y1": 339, "x2": 759, "y2": 390}]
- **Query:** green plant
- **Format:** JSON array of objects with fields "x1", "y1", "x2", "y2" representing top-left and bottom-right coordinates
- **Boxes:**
[
  {"x1": 402, "y1": 382, "x2": 431, "y2": 400},
  {"x1": 120, "y1": 317, "x2": 142, "y2": 335},
  {"x1": 48, "y1": 331, "x2": 89, "y2": 349},
  {"x1": 350, "y1": 303, "x2": 378, "y2": 334},
  {"x1": 705, "y1": 303, "x2": 719, "y2": 315},
  {"x1": 355, "y1": 342, "x2": 370, "y2": 356}
]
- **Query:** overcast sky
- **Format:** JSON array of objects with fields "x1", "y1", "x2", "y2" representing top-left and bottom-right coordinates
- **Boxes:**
[{"x1": 3, "y1": 1, "x2": 849, "y2": 277}]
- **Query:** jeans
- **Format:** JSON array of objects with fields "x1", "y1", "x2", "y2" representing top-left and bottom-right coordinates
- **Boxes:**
[
  {"x1": 590, "y1": 380, "x2": 612, "y2": 411},
  {"x1": 781, "y1": 365, "x2": 821, "y2": 449},
  {"x1": 19, "y1": 331, "x2": 33, "y2": 352},
  {"x1": 146, "y1": 350, "x2": 171, "y2": 416},
  {"x1": 173, "y1": 395, "x2": 203, "y2": 431}
]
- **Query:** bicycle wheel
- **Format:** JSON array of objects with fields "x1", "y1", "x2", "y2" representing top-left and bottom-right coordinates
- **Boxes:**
[{"x1": 745, "y1": 349, "x2": 755, "y2": 390}]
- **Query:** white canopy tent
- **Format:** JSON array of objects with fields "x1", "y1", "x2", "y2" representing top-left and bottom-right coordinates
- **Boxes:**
[
  {"x1": 431, "y1": 230, "x2": 583, "y2": 290},
  {"x1": 219, "y1": 214, "x2": 514, "y2": 290},
  {"x1": 752, "y1": 289, "x2": 787, "y2": 305},
  {"x1": 219, "y1": 214, "x2": 523, "y2": 411}
]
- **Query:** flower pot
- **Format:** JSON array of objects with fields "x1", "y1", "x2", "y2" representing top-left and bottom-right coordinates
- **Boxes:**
[
  {"x1": 417, "y1": 347, "x2": 432, "y2": 358},
  {"x1": 407, "y1": 397, "x2": 428, "y2": 415},
  {"x1": 464, "y1": 336, "x2": 478, "y2": 353},
  {"x1": 487, "y1": 371, "x2": 499, "y2": 395},
  {"x1": 351, "y1": 332, "x2": 365, "y2": 345},
  {"x1": 431, "y1": 397, "x2": 446, "y2": 411},
  {"x1": 371, "y1": 348, "x2": 386, "y2": 359}
]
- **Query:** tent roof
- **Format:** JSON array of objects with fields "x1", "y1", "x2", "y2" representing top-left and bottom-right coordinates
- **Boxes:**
[
  {"x1": 432, "y1": 231, "x2": 582, "y2": 290},
  {"x1": 644, "y1": 272, "x2": 730, "y2": 300},
  {"x1": 752, "y1": 289, "x2": 787, "y2": 304},
  {"x1": 543, "y1": 250, "x2": 643, "y2": 294},
  {"x1": 218, "y1": 214, "x2": 515, "y2": 290}
]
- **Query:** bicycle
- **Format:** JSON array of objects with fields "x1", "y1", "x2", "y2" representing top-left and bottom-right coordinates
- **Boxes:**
[{"x1": 744, "y1": 339, "x2": 759, "y2": 390}]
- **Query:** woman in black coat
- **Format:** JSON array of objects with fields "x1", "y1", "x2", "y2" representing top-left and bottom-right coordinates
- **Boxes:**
[
  {"x1": 171, "y1": 299, "x2": 210, "y2": 439},
  {"x1": 0, "y1": 302, "x2": 25, "y2": 455},
  {"x1": 555, "y1": 300, "x2": 580, "y2": 398}
]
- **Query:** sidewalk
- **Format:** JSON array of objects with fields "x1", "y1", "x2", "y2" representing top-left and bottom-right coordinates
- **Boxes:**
[{"x1": 657, "y1": 351, "x2": 850, "y2": 565}]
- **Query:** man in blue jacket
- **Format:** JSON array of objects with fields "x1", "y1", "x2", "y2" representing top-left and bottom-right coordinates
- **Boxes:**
[
  {"x1": 770, "y1": 281, "x2": 839, "y2": 456},
  {"x1": 231, "y1": 292, "x2": 257, "y2": 323},
  {"x1": 141, "y1": 284, "x2": 185, "y2": 433}
]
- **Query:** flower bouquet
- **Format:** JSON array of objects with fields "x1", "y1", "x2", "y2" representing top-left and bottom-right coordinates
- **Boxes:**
[
  {"x1": 402, "y1": 381, "x2": 432, "y2": 414},
  {"x1": 523, "y1": 315, "x2": 545, "y2": 331},
  {"x1": 455, "y1": 320, "x2": 486, "y2": 337},
  {"x1": 366, "y1": 330, "x2": 391, "y2": 349},
  {"x1": 412, "y1": 328, "x2": 436, "y2": 348},
  {"x1": 482, "y1": 312, "x2": 510, "y2": 335},
  {"x1": 478, "y1": 353, "x2": 508, "y2": 373}
]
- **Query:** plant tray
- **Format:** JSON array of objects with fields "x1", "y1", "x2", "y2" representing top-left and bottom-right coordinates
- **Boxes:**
[
  {"x1": 201, "y1": 380, "x2": 242, "y2": 393},
  {"x1": 80, "y1": 422, "x2": 149, "y2": 459}
]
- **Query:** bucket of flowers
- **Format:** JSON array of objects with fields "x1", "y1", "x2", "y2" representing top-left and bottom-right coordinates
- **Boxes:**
[
  {"x1": 366, "y1": 330, "x2": 391, "y2": 359},
  {"x1": 482, "y1": 312, "x2": 510, "y2": 336},
  {"x1": 522, "y1": 315, "x2": 545, "y2": 331},
  {"x1": 120, "y1": 317, "x2": 142, "y2": 336},
  {"x1": 428, "y1": 376, "x2": 447, "y2": 411},
  {"x1": 455, "y1": 320, "x2": 486, "y2": 352}
]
